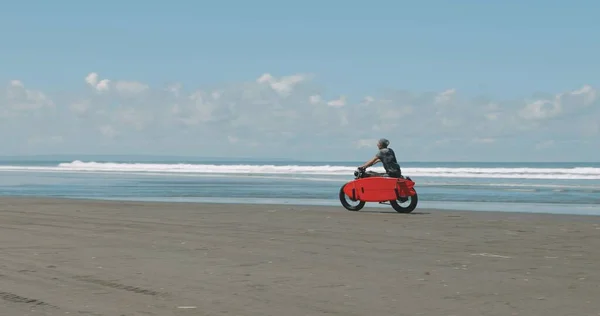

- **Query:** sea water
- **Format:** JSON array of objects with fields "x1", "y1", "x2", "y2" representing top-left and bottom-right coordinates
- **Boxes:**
[{"x1": 0, "y1": 158, "x2": 599, "y2": 215}]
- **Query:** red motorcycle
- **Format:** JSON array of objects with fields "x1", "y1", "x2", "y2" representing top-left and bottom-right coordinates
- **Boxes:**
[{"x1": 339, "y1": 167, "x2": 419, "y2": 213}]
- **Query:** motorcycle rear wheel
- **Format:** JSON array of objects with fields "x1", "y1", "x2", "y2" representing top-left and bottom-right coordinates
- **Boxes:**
[
  {"x1": 339, "y1": 184, "x2": 365, "y2": 211},
  {"x1": 390, "y1": 192, "x2": 418, "y2": 213}
]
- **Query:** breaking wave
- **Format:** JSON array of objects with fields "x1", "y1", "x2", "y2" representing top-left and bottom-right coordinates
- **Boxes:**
[{"x1": 0, "y1": 160, "x2": 599, "y2": 180}]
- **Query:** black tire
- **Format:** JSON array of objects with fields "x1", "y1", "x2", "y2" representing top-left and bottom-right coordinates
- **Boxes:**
[
  {"x1": 339, "y1": 184, "x2": 365, "y2": 211},
  {"x1": 390, "y1": 192, "x2": 418, "y2": 213}
]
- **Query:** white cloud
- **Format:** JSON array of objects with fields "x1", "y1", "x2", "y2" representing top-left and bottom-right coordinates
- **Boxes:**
[
  {"x1": 363, "y1": 96, "x2": 375, "y2": 104},
  {"x1": 10, "y1": 80, "x2": 24, "y2": 88},
  {"x1": 520, "y1": 98, "x2": 561, "y2": 120},
  {"x1": 70, "y1": 100, "x2": 91, "y2": 115},
  {"x1": 257, "y1": 73, "x2": 307, "y2": 96},
  {"x1": 434, "y1": 89, "x2": 456, "y2": 104},
  {"x1": 569, "y1": 84, "x2": 596, "y2": 106},
  {"x1": 85, "y1": 72, "x2": 149, "y2": 95},
  {"x1": 85, "y1": 73, "x2": 98, "y2": 86},
  {"x1": 1, "y1": 72, "x2": 598, "y2": 160},
  {"x1": 327, "y1": 96, "x2": 346, "y2": 107},
  {"x1": 211, "y1": 90, "x2": 222, "y2": 100},
  {"x1": 3, "y1": 80, "x2": 54, "y2": 112},
  {"x1": 167, "y1": 83, "x2": 182, "y2": 96},
  {"x1": 309, "y1": 95, "x2": 321, "y2": 104},
  {"x1": 96, "y1": 81, "x2": 110, "y2": 92},
  {"x1": 85, "y1": 72, "x2": 111, "y2": 92},
  {"x1": 115, "y1": 108, "x2": 150, "y2": 131},
  {"x1": 519, "y1": 85, "x2": 599, "y2": 120}
]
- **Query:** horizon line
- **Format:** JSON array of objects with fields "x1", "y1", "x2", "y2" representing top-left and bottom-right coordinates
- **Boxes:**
[{"x1": 0, "y1": 154, "x2": 597, "y2": 164}]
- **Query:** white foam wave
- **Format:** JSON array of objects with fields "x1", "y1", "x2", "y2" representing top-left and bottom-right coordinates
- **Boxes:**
[
  {"x1": 1, "y1": 160, "x2": 599, "y2": 180},
  {"x1": 424, "y1": 182, "x2": 600, "y2": 190}
]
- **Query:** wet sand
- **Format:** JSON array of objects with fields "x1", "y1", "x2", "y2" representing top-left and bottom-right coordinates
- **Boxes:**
[{"x1": 1, "y1": 197, "x2": 599, "y2": 316}]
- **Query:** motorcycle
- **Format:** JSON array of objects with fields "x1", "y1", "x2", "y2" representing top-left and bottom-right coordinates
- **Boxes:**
[{"x1": 338, "y1": 167, "x2": 418, "y2": 213}]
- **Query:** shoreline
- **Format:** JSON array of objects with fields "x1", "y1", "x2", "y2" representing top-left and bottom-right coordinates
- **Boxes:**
[
  {"x1": 2, "y1": 194, "x2": 600, "y2": 217},
  {"x1": 1, "y1": 196, "x2": 600, "y2": 315}
]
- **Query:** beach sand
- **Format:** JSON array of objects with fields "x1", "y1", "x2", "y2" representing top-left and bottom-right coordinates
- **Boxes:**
[{"x1": 0, "y1": 197, "x2": 599, "y2": 316}]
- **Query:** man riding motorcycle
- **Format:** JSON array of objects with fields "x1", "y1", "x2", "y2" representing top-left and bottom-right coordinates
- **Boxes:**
[{"x1": 358, "y1": 138, "x2": 402, "y2": 178}]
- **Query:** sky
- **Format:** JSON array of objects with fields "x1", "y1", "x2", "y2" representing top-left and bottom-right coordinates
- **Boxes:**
[{"x1": 1, "y1": 0, "x2": 599, "y2": 162}]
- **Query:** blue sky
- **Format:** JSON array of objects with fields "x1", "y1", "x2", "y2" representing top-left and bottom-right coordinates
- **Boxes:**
[{"x1": 1, "y1": 0, "x2": 599, "y2": 161}]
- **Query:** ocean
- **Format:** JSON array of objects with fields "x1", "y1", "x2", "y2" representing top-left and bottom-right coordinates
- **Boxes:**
[{"x1": 0, "y1": 158, "x2": 599, "y2": 216}]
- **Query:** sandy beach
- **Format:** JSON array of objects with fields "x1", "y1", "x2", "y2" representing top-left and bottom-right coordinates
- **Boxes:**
[{"x1": 0, "y1": 197, "x2": 599, "y2": 315}]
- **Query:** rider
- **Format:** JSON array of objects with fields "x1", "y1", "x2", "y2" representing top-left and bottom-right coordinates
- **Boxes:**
[{"x1": 359, "y1": 138, "x2": 402, "y2": 178}]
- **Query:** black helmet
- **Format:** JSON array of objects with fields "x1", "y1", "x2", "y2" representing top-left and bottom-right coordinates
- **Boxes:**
[{"x1": 378, "y1": 138, "x2": 390, "y2": 148}]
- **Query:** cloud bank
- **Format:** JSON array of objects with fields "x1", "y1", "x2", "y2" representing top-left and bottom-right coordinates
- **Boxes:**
[{"x1": 1, "y1": 72, "x2": 598, "y2": 161}]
